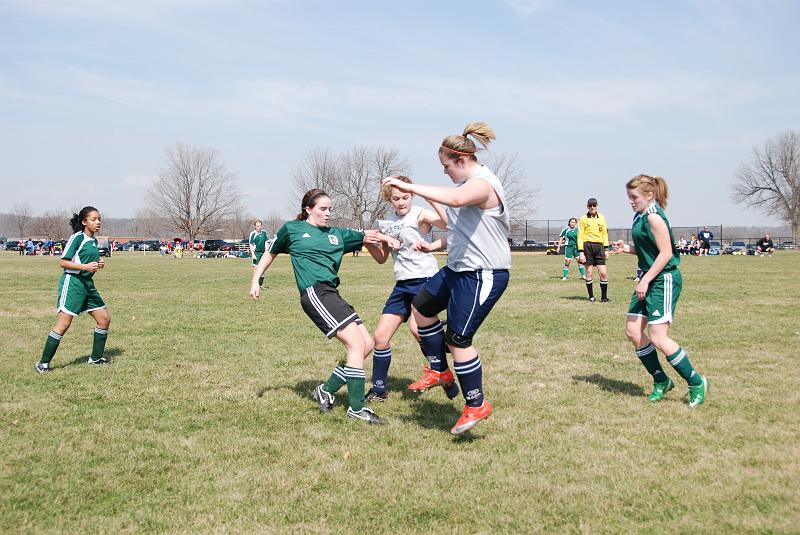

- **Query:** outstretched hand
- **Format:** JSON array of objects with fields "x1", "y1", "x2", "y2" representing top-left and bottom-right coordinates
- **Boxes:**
[{"x1": 612, "y1": 240, "x2": 628, "y2": 254}]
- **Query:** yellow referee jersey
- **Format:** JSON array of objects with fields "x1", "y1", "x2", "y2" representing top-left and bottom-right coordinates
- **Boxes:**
[{"x1": 577, "y1": 213, "x2": 608, "y2": 249}]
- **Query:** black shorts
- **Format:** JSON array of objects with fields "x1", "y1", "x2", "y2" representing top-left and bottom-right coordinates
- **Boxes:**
[
  {"x1": 300, "y1": 283, "x2": 363, "y2": 338},
  {"x1": 583, "y1": 242, "x2": 606, "y2": 266},
  {"x1": 700, "y1": 241, "x2": 710, "y2": 250}
]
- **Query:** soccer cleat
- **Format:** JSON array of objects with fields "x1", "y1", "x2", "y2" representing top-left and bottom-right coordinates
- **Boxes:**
[
  {"x1": 647, "y1": 377, "x2": 674, "y2": 402},
  {"x1": 35, "y1": 362, "x2": 52, "y2": 373},
  {"x1": 87, "y1": 357, "x2": 109, "y2": 365},
  {"x1": 450, "y1": 401, "x2": 493, "y2": 435},
  {"x1": 312, "y1": 383, "x2": 334, "y2": 413},
  {"x1": 408, "y1": 365, "x2": 456, "y2": 392},
  {"x1": 600, "y1": 297, "x2": 610, "y2": 303},
  {"x1": 688, "y1": 376, "x2": 709, "y2": 407},
  {"x1": 364, "y1": 388, "x2": 388, "y2": 403},
  {"x1": 347, "y1": 406, "x2": 385, "y2": 425},
  {"x1": 561, "y1": 276, "x2": 568, "y2": 281},
  {"x1": 633, "y1": 277, "x2": 641, "y2": 282},
  {"x1": 589, "y1": 297, "x2": 595, "y2": 302}
]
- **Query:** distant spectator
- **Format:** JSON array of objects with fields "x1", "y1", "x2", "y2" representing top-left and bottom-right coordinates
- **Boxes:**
[
  {"x1": 25, "y1": 239, "x2": 34, "y2": 255},
  {"x1": 755, "y1": 234, "x2": 775, "y2": 257},
  {"x1": 677, "y1": 235, "x2": 688, "y2": 255},
  {"x1": 698, "y1": 226, "x2": 713, "y2": 256},
  {"x1": 19, "y1": 240, "x2": 25, "y2": 255}
]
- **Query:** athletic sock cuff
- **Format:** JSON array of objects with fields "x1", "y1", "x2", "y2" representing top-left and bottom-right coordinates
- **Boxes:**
[
  {"x1": 454, "y1": 356, "x2": 482, "y2": 375},
  {"x1": 635, "y1": 343, "x2": 655, "y2": 356},
  {"x1": 343, "y1": 366, "x2": 366, "y2": 379},
  {"x1": 418, "y1": 321, "x2": 444, "y2": 337},
  {"x1": 373, "y1": 347, "x2": 392, "y2": 358},
  {"x1": 48, "y1": 331, "x2": 63, "y2": 341},
  {"x1": 667, "y1": 348, "x2": 687, "y2": 366},
  {"x1": 94, "y1": 328, "x2": 108, "y2": 335}
]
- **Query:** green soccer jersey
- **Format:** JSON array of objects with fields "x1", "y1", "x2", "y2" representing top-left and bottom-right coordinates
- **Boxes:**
[
  {"x1": 249, "y1": 229, "x2": 269, "y2": 253},
  {"x1": 270, "y1": 220, "x2": 364, "y2": 292},
  {"x1": 632, "y1": 202, "x2": 680, "y2": 275},
  {"x1": 62, "y1": 231, "x2": 100, "y2": 278},
  {"x1": 559, "y1": 226, "x2": 578, "y2": 248}
]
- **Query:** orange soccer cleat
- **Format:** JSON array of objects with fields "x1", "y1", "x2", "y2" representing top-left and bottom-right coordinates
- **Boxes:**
[
  {"x1": 450, "y1": 401, "x2": 493, "y2": 435},
  {"x1": 409, "y1": 364, "x2": 456, "y2": 391}
]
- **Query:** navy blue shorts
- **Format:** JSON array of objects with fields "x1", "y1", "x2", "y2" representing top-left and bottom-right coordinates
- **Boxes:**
[
  {"x1": 415, "y1": 266, "x2": 509, "y2": 342},
  {"x1": 382, "y1": 278, "x2": 429, "y2": 320}
]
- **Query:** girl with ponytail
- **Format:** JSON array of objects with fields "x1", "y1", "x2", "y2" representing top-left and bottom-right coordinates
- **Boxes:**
[
  {"x1": 250, "y1": 189, "x2": 401, "y2": 425},
  {"x1": 613, "y1": 175, "x2": 709, "y2": 406},
  {"x1": 381, "y1": 122, "x2": 511, "y2": 435},
  {"x1": 36, "y1": 206, "x2": 111, "y2": 372}
]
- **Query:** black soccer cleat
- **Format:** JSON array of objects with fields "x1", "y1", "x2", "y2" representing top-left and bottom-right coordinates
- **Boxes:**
[
  {"x1": 364, "y1": 388, "x2": 388, "y2": 403},
  {"x1": 87, "y1": 356, "x2": 109, "y2": 365},
  {"x1": 35, "y1": 362, "x2": 52, "y2": 373},
  {"x1": 347, "y1": 406, "x2": 385, "y2": 425},
  {"x1": 600, "y1": 297, "x2": 610, "y2": 303},
  {"x1": 312, "y1": 383, "x2": 334, "y2": 413}
]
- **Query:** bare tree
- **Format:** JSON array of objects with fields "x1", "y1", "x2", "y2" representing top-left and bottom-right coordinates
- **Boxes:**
[
  {"x1": 34, "y1": 210, "x2": 71, "y2": 240},
  {"x1": 147, "y1": 143, "x2": 242, "y2": 241},
  {"x1": 484, "y1": 152, "x2": 540, "y2": 220},
  {"x1": 134, "y1": 207, "x2": 164, "y2": 238},
  {"x1": 264, "y1": 212, "x2": 286, "y2": 236},
  {"x1": 291, "y1": 145, "x2": 408, "y2": 228},
  {"x1": 733, "y1": 131, "x2": 800, "y2": 243},
  {"x1": 226, "y1": 209, "x2": 255, "y2": 240},
  {"x1": 12, "y1": 203, "x2": 32, "y2": 239}
]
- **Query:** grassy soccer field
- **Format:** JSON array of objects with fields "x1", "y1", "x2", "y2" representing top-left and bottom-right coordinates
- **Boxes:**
[{"x1": 1, "y1": 251, "x2": 798, "y2": 533}]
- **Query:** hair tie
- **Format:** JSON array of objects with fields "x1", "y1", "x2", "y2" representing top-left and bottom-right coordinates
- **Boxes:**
[{"x1": 440, "y1": 145, "x2": 473, "y2": 155}]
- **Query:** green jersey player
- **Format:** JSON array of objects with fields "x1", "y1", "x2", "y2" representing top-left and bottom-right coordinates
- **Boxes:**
[
  {"x1": 250, "y1": 189, "x2": 400, "y2": 425},
  {"x1": 248, "y1": 219, "x2": 270, "y2": 288},
  {"x1": 36, "y1": 206, "x2": 111, "y2": 372},
  {"x1": 556, "y1": 217, "x2": 585, "y2": 280},
  {"x1": 613, "y1": 174, "x2": 708, "y2": 407}
]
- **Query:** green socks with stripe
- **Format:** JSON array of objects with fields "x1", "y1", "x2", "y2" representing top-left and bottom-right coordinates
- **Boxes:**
[
  {"x1": 344, "y1": 366, "x2": 366, "y2": 412},
  {"x1": 323, "y1": 366, "x2": 347, "y2": 395},
  {"x1": 92, "y1": 327, "x2": 108, "y2": 362},
  {"x1": 667, "y1": 347, "x2": 703, "y2": 387},
  {"x1": 40, "y1": 331, "x2": 62, "y2": 365}
]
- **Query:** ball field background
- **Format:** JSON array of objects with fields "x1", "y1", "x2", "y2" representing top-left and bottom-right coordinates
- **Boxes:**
[{"x1": 1, "y1": 250, "x2": 798, "y2": 533}]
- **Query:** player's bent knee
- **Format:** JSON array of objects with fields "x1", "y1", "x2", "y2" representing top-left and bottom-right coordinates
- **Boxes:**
[
  {"x1": 412, "y1": 289, "x2": 439, "y2": 318},
  {"x1": 445, "y1": 327, "x2": 472, "y2": 349}
]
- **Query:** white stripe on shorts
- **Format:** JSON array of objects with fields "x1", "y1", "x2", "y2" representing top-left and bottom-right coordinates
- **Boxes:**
[{"x1": 306, "y1": 286, "x2": 336, "y2": 329}]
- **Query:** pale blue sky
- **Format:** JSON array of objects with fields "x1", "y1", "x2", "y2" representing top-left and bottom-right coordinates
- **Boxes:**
[{"x1": 1, "y1": 0, "x2": 798, "y2": 227}]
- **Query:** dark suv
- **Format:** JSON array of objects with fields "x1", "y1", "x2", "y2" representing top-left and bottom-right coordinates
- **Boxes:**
[{"x1": 203, "y1": 239, "x2": 233, "y2": 251}]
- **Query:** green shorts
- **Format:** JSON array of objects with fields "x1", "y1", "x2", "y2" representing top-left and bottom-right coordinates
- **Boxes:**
[
  {"x1": 564, "y1": 245, "x2": 579, "y2": 259},
  {"x1": 252, "y1": 251, "x2": 264, "y2": 267},
  {"x1": 627, "y1": 270, "x2": 681, "y2": 324},
  {"x1": 56, "y1": 273, "x2": 106, "y2": 316}
]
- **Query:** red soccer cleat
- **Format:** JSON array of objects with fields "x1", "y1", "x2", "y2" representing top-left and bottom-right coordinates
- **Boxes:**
[
  {"x1": 408, "y1": 364, "x2": 456, "y2": 391},
  {"x1": 450, "y1": 401, "x2": 493, "y2": 435}
]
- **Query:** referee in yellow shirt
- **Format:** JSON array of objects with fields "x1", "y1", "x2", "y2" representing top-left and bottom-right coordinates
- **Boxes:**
[{"x1": 578, "y1": 197, "x2": 610, "y2": 302}]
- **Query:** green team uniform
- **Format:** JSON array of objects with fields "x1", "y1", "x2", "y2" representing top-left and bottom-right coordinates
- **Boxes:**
[
  {"x1": 57, "y1": 231, "x2": 106, "y2": 316},
  {"x1": 627, "y1": 203, "x2": 681, "y2": 324},
  {"x1": 249, "y1": 229, "x2": 270, "y2": 266},
  {"x1": 559, "y1": 226, "x2": 579, "y2": 259},
  {"x1": 270, "y1": 220, "x2": 364, "y2": 292}
]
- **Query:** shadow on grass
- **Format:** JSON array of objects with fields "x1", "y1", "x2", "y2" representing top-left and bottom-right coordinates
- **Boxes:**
[
  {"x1": 560, "y1": 296, "x2": 592, "y2": 301},
  {"x1": 572, "y1": 374, "x2": 643, "y2": 397},
  {"x1": 61, "y1": 347, "x2": 125, "y2": 368}
]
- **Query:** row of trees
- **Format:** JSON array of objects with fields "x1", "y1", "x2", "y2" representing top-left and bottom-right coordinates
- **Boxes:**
[{"x1": 8, "y1": 131, "x2": 797, "y2": 243}]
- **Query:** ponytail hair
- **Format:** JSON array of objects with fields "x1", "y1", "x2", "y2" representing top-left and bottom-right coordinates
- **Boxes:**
[
  {"x1": 627, "y1": 174, "x2": 669, "y2": 209},
  {"x1": 69, "y1": 206, "x2": 99, "y2": 233},
  {"x1": 296, "y1": 189, "x2": 329, "y2": 220},
  {"x1": 439, "y1": 122, "x2": 496, "y2": 161},
  {"x1": 380, "y1": 175, "x2": 412, "y2": 202}
]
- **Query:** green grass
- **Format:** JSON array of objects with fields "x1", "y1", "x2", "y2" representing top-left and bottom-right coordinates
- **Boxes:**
[{"x1": 1, "y1": 251, "x2": 799, "y2": 533}]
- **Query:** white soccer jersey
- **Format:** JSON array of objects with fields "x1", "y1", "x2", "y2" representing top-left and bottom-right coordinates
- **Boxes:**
[{"x1": 374, "y1": 205, "x2": 440, "y2": 281}]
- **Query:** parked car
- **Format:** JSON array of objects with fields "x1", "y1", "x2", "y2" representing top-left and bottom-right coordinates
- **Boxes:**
[
  {"x1": 708, "y1": 240, "x2": 721, "y2": 256},
  {"x1": 723, "y1": 241, "x2": 748, "y2": 255},
  {"x1": 780, "y1": 241, "x2": 794, "y2": 250},
  {"x1": 202, "y1": 239, "x2": 233, "y2": 251}
]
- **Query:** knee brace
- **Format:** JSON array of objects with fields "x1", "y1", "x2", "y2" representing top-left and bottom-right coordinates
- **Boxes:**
[
  {"x1": 412, "y1": 289, "x2": 440, "y2": 318},
  {"x1": 445, "y1": 327, "x2": 473, "y2": 349}
]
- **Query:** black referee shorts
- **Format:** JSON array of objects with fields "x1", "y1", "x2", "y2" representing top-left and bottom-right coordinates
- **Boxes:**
[{"x1": 583, "y1": 242, "x2": 606, "y2": 266}]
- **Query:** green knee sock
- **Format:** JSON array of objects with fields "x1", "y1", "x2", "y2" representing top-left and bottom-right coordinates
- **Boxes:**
[
  {"x1": 92, "y1": 328, "x2": 108, "y2": 361},
  {"x1": 562, "y1": 268, "x2": 569, "y2": 278},
  {"x1": 344, "y1": 366, "x2": 366, "y2": 412},
  {"x1": 323, "y1": 366, "x2": 347, "y2": 394},
  {"x1": 579, "y1": 265, "x2": 586, "y2": 277},
  {"x1": 667, "y1": 347, "x2": 703, "y2": 386},
  {"x1": 40, "y1": 331, "x2": 62, "y2": 364}
]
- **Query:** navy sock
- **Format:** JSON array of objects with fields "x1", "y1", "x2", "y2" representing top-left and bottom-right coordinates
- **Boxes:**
[
  {"x1": 371, "y1": 346, "x2": 392, "y2": 393},
  {"x1": 600, "y1": 280, "x2": 608, "y2": 300},
  {"x1": 417, "y1": 321, "x2": 447, "y2": 372},
  {"x1": 585, "y1": 279, "x2": 594, "y2": 299},
  {"x1": 454, "y1": 356, "x2": 484, "y2": 407}
]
